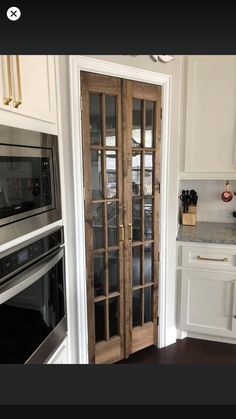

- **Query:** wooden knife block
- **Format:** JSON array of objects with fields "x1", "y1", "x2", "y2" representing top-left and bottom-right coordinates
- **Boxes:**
[{"x1": 182, "y1": 205, "x2": 197, "y2": 226}]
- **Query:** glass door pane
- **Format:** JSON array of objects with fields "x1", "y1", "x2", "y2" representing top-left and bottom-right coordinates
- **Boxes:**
[{"x1": 89, "y1": 94, "x2": 102, "y2": 145}]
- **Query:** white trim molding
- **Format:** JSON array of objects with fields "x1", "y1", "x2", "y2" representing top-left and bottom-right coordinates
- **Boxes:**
[{"x1": 69, "y1": 55, "x2": 172, "y2": 362}]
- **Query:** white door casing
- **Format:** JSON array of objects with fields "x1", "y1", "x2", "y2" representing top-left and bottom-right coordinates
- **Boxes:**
[{"x1": 69, "y1": 55, "x2": 172, "y2": 363}]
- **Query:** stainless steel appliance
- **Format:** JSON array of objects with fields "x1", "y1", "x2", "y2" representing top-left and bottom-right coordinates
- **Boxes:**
[
  {"x1": 0, "y1": 226, "x2": 67, "y2": 364},
  {"x1": 0, "y1": 124, "x2": 61, "y2": 245}
]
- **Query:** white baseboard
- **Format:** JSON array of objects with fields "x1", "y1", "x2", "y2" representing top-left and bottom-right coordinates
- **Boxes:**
[
  {"x1": 160, "y1": 327, "x2": 177, "y2": 347},
  {"x1": 176, "y1": 330, "x2": 188, "y2": 340},
  {"x1": 187, "y1": 332, "x2": 236, "y2": 345}
]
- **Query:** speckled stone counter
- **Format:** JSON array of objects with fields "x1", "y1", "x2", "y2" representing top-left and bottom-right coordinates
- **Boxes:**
[{"x1": 176, "y1": 222, "x2": 236, "y2": 245}]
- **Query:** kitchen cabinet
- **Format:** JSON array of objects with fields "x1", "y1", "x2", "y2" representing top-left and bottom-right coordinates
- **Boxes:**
[
  {"x1": 0, "y1": 55, "x2": 57, "y2": 132},
  {"x1": 178, "y1": 243, "x2": 236, "y2": 340},
  {"x1": 181, "y1": 55, "x2": 236, "y2": 179},
  {"x1": 180, "y1": 269, "x2": 236, "y2": 338},
  {"x1": 46, "y1": 337, "x2": 68, "y2": 364}
]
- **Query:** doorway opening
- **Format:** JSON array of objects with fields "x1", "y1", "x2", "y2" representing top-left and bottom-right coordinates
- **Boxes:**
[{"x1": 81, "y1": 71, "x2": 161, "y2": 363}]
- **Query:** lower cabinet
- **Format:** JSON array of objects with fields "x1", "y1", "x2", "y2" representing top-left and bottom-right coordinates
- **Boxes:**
[
  {"x1": 180, "y1": 269, "x2": 236, "y2": 338},
  {"x1": 46, "y1": 337, "x2": 68, "y2": 364}
]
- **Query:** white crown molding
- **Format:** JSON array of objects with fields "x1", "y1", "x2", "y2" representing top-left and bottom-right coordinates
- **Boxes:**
[{"x1": 149, "y1": 55, "x2": 175, "y2": 63}]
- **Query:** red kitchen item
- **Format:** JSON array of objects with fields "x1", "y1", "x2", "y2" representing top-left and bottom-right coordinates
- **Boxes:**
[{"x1": 221, "y1": 180, "x2": 233, "y2": 202}]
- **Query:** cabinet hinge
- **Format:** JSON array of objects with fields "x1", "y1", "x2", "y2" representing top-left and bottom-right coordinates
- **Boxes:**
[
  {"x1": 80, "y1": 97, "x2": 83, "y2": 111},
  {"x1": 158, "y1": 251, "x2": 160, "y2": 263},
  {"x1": 157, "y1": 316, "x2": 159, "y2": 326},
  {"x1": 160, "y1": 107, "x2": 162, "y2": 119}
]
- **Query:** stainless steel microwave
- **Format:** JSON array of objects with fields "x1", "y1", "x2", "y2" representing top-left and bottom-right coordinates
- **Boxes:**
[{"x1": 0, "y1": 125, "x2": 61, "y2": 245}]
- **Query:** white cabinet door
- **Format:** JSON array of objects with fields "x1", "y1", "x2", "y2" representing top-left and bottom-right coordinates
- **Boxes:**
[
  {"x1": 184, "y1": 55, "x2": 236, "y2": 176},
  {"x1": 180, "y1": 269, "x2": 236, "y2": 338},
  {"x1": 47, "y1": 338, "x2": 68, "y2": 364},
  {"x1": 11, "y1": 55, "x2": 57, "y2": 124}
]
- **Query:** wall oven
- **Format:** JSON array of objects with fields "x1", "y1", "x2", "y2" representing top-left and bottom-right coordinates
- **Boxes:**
[
  {"x1": 0, "y1": 226, "x2": 67, "y2": 364},
  {"x1": 0, "y1": 124, "x2": 61, "y2": 245}
]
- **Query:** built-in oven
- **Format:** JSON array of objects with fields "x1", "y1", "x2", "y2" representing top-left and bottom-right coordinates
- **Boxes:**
[
  {"x1": 0, "y1": 124, "x2": 61, "y2": 245},
  {"x1": 0, "y1": 226, "x2": 67, "y2": 364}
]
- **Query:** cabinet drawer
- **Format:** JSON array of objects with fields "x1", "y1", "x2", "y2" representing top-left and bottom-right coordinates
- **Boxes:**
[{"x1": 182, "y1": 246, "x2": 236, "y2": 271}]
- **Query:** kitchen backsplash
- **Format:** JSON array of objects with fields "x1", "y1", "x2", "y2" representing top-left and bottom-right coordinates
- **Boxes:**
[{"x1": 179, "y1": 180, "x2": 236, "y2": 223}]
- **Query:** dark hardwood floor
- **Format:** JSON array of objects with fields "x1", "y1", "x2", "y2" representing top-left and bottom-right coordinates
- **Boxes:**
[{"x1": 116, "y1": 338, "x2": 236, "y2": 364}]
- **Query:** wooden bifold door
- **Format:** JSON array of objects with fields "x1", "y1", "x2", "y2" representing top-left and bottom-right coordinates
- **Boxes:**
[{"x1": 81, "y1": 72, "x2": 161, "y2": 364}]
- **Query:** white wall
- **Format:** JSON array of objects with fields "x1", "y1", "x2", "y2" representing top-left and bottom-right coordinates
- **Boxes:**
[
  {"x1": 87, "y1": 55, "x2": 184, "y2": 346},
  {"x1": 179, "y1": 180, "x2": 236, "y2": 223}
]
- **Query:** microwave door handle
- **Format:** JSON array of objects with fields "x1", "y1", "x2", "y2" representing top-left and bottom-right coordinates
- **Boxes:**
[{"x1": 0, "y1": 247, "x2": 64, "y2": 305}]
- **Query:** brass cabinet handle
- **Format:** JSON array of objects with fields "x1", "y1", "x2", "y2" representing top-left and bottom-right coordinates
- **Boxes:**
[
  {"x1": 197, "y1": 256, "x2": 228, "y2": 262},
  {"x1": 13, "y1": 100, "x2": 22, "y2": 109},
  {"x1": 128, "y1": 223, "x2": 133, "y2": 241},
  {"x1": 13, "y1": 55, "x2": 22, "y2": 108},
  {"x1": 119, "y1": 224, "x2": 124, "y2": 242},
  {"x1": 3, "y1": 56, "x2": 13, "y2": 106}
]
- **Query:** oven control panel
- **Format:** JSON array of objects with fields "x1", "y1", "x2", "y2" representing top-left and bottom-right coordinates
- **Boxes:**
[{"x1": 0, "y1": 228, "x2": 63, "y2": 282}]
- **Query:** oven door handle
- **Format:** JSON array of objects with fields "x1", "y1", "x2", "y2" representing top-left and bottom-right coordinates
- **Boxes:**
[{"x1": 0, "y1": 247, "x2": 64, "y2": 305}]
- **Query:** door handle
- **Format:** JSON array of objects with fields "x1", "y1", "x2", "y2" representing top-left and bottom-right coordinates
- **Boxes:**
[
  {"x1": 3, "y1": 56, "x2": 13, "y2": 106},
  {"x1": 128, "y1": 223, "x2": 133, "y2": 241},
  {"x1": 13, "y1": 55, "x2": 22, "y2": 108},
  {"x1": 119, "y1": 224, "x2": 124, "y2": 242}
]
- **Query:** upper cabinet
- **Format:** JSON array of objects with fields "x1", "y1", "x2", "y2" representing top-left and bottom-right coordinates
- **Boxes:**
[
  {"x1": 181, "y1": 55, "x2": 236, "y2": 179},
  {"x1": 0, "y1": 55, "x2": 57, "y2": 134}
]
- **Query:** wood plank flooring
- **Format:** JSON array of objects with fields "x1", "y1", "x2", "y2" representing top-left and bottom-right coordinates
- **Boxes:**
[{"x1": 116, "y1": 338, "x2": 236, "y2": 364}]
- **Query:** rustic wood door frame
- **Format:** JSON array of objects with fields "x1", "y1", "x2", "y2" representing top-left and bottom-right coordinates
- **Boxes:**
[{"x1": 69, "y1": 55, "x2": 171, "y2": 364}]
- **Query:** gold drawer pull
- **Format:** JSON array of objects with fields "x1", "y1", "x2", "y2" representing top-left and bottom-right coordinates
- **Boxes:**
[
  {"x1": 3, "y1": 56, "x2": 12, "y2": 106},
  {"x1": 119, "y1": 224, "x2": 124, "y2": 242},
  {"x1": 197, "y1": 256, "x2": 228, "y2": 262}
]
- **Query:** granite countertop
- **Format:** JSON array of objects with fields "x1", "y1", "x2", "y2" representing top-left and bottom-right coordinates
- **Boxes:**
[{"x1": 176, "y1": 222, "x2": 236, "y2": 245}]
